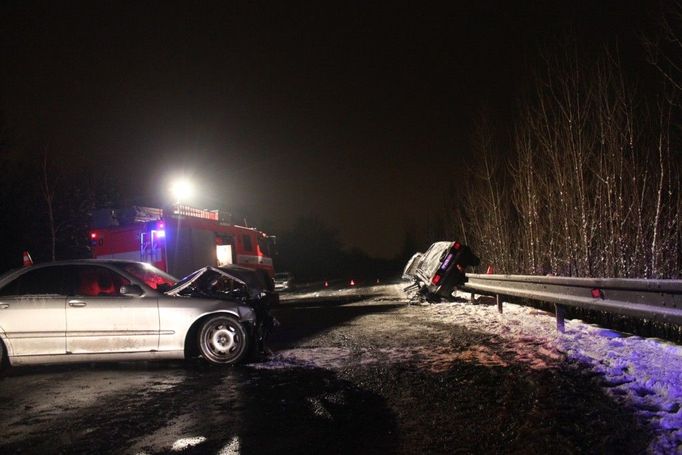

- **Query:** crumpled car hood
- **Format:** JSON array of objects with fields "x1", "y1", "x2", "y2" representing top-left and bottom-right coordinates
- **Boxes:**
[{"x1": 165, "y1": 266, "x2": 260, "y2": 299}]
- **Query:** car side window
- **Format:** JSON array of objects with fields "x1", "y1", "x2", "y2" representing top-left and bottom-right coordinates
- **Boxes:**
[
  {"x1": 73, "y1": 266, "x2": 131, "y2": 297},
  {"x1": 0, "y1": 266, "x2": 67, "y2": 296}
]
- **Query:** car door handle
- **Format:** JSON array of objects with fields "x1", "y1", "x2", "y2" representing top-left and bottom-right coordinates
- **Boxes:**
[
  {"x1": 68, "y1": 300, "x2": 87, "y2": 307},
  {"x1": 0, "y1": 304, "x2": 8, "y2": 309}
]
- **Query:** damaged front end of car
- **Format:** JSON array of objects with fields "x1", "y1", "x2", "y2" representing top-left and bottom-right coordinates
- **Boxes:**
[{"x1": 166, "y1": 266, "x2": 278, "y2": 357}]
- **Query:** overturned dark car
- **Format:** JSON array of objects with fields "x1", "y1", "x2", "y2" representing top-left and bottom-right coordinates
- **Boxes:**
[{"x1": 403, "y1": 241, "x2": 480, "y2": 299}]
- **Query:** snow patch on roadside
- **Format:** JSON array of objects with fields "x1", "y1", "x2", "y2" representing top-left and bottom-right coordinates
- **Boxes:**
[
  {"x1": 281, "y1": 284, "x2": 409, "y2": 303},
  {"x1": 249, "y1": 348, "x2": 354, "y2": 370},
  {"x1": 433, "y1": 292, "x2": 682, "y2": 454},
  {"x1": 252, "y1": 343, "x2": 559, "y2": 374}
]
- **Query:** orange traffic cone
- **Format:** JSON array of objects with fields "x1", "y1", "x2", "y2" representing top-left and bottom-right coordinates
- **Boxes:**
[
  {"x1": 486, "y1": 265, "x2": 494, "y2": 274},
  {"x1": 22, "y1": 251, "x2": 33, "y2": 267}
]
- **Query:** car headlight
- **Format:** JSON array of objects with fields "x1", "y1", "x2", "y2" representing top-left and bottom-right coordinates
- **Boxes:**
[{"x1": 238, "y1": 305, "x2": 256, "y2": 322}]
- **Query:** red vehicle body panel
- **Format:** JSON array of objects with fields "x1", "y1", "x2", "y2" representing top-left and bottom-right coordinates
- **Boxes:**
[{"x1": 90, "y1": 206, "x2": 275, "y2": 279}]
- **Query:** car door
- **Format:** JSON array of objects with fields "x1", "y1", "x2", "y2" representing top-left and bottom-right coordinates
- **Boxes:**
[
  {"x1": 65, "y1": 265, "x2": 159, "y2": 354},
  {"x1": 0, "y1": 266, "x2": 67, "y2": 357}
]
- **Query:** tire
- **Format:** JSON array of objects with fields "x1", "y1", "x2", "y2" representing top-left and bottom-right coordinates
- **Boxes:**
[
  {"x1": 197, "y1": 315, "x2": 249, "y2": 365},
  {"x1": 0, "y1": 339, "x2": 6, "y2": 370}
]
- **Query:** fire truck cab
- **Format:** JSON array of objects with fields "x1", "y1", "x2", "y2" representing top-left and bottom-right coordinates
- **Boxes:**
[{"x1": 90, "y1": 206, "x2": 276, "y2": 280}]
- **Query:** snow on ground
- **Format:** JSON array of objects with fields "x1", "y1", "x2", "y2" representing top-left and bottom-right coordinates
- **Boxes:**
[
  {"x1": 278, "y1": 283, "x2": 396, "y2": 302},
  {"x1": 263, "y1": 284, "x2": 682, "y2": 453},
  {"x1": 436, "y1": 292, "x2": 682, "y2": 454}
]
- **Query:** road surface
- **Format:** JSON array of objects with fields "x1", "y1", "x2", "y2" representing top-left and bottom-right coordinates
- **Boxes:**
[{"x1": 0, "y1": 284, "x2": 651, "y2": 454}]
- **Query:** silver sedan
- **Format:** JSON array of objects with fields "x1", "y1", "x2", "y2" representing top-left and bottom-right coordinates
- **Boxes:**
[{"x1": 0, "y1": 260, "x2": 258, "y2": 367}]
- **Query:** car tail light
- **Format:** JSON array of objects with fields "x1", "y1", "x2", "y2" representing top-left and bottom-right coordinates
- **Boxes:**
[
  {"x1": 453, "y1": 241, "x2": 461, "y2": 250},
  {"x1": 432, "y1": 274, "x2": 441, "y2": 285}
]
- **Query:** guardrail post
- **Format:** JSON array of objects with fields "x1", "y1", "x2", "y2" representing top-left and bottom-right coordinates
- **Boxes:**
[
  {"x1": 555, "y1": 304, "x2": 566, "y2": 333},
  {"x1": 496, "y1": 294, "x2": 503, "y2": 313}
]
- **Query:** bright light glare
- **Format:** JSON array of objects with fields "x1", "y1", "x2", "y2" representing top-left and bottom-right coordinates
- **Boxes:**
[
  {"x1": 171, "y1": 436, "x2": 206, "y2": 451},
  {"x1": 170, "y1": 178, "x2": 194, "y2": 204},
  {"x1": 216, "y1": 244, "x2": 232, "y2": 266}
]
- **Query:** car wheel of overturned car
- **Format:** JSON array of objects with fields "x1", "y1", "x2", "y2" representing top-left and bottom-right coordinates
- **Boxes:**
[{"x1": 197, "y1": 315, "x2": 249, "y2": 365}]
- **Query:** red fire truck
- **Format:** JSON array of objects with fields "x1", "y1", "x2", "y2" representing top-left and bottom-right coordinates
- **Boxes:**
[{"x1": 89, "y1": 205, "x2": 276, "y2": 280}]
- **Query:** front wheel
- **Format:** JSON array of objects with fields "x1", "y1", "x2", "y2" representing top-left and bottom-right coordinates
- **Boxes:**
[
  {"x1": 197, "y1": 316, "x2": 249, "y2": 365},
  {"x1": 0, "y1": 339, "x2": 7, "y2": 370}
]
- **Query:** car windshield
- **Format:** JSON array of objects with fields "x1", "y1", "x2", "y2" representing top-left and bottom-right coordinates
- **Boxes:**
[
  {"x1": 117, "y1": 262, "x2": 177, "y2": 290},
  {"x1": 275, "y1": 273, "x2": 289, "y2": 279}
]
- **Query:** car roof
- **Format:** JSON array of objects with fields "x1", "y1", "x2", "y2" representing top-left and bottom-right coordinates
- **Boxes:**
[
  {"x1": 24, "y1": 259, "x2": 145, "y2": 267},
  {"x1": 0, "y1": 259, "x2": 164, "y2": 288}
]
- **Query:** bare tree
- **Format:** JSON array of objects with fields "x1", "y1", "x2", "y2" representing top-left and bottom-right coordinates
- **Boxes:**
[{"x1": 459, "y1": 39, "x2": 681, "y2": 279}]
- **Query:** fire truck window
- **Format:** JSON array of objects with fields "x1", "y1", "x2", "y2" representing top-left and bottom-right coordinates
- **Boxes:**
[
  {"x1": 75, "y1": 266, "x2": 130, "y2": 297},
  {"x1": 257, "y1": 237, "x2": 269, "y2": 256},
  {"x1": 243, "y1": 235, "x2": 253, "y2": 252},
  {"x1": 0, "y1": 266, "x2": 66, "y2": 296}
]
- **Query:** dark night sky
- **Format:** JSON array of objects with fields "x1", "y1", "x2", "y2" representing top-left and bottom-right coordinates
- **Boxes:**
[{"x1": 0, "y1": 1, "x2": 654, "y2": 258}]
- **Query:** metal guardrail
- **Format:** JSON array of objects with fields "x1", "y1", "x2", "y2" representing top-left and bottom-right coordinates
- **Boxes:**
[{"x1": 461, "y1": 273, "x2": 682, "y2": 331}]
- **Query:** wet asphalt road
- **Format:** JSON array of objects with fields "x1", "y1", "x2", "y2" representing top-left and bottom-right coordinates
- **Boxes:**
[{"x1": 0, "y1": 286, "x2": 652, "y2": 454}]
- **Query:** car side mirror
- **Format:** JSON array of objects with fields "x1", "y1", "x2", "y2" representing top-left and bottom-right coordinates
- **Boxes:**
[{"x1": 120, "y1": 284, "x2": 144, "y2": 297}]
